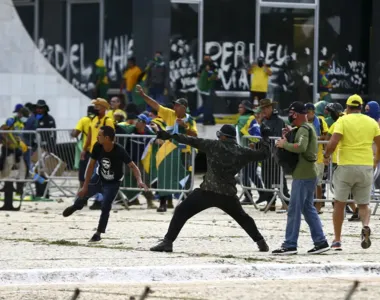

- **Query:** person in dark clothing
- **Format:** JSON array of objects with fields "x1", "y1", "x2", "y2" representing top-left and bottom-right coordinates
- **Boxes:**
[
  {"x1": 150, "y1": 124, "x2": 271, "y2": 253},
  {"x1": 35, "y1": 99, "x2": 56, "y2": 198},
  {"x1": 146, "y1": 51, "x2": 167, "y2": 105},
  {"x1": 259, "y1": 98, "x2": 290, "y2": 211},
  {"x1": 62, "y1": 126, "x2": 148, "y2": 242}
]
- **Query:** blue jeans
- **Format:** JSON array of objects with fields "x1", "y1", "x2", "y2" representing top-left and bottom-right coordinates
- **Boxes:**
[
  {"x1": 149, "y1": 87, "x2": 164, "y2": 104},
  {"x1": 199, "y1": 94, "x2": 215, "y2": 124},
  {"x1": 283, "y1": 178, "x2": 326, "y2": 248},
  {"x1": 73, "y1": 173, "x2": 120, "y2": 233}
]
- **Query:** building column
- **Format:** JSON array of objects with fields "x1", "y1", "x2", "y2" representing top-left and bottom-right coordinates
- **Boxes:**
[{"x1": 132, "y1": 0, "x2": 171, "y2": 68}]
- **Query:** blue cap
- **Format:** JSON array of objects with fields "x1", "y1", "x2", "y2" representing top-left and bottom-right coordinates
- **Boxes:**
[
  {"x1": 137, "y1": 113, "x2": 151, "y2": 124},
  {"x1": 304, "y1": 102, "x2": 315, "y2": 111},
  {"x1": 13, "y1": 104, "x2": 23, "y2": 113}
]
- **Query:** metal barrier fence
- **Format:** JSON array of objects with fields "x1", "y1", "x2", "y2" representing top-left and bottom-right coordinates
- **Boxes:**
[
  {"x1": 0, "y1": 129, "x2": 196, "y2": 202},
  {"x1": 239, "y1": 135, "x2": 380, "y2": 215}
]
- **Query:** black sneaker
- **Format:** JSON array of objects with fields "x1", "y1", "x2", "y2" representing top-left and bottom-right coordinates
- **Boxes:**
[
  {"x1": 257, "y1": 239, "x2": 269, "y2": 252},
  {"x1": 361, "y1": 226, "x2": 371, "y2": 249},
  {"x1": 307, "y1": 241, "x2": 330, "y2": 254},
  {"x1": 348, "y1": 209, "x2": 360, "y2": 222},
  {"x1": 89, "y1": 233, "x2": 101, "y2": 242},
  {"x1": 272, "y1": 247, "x2": 297, "y2": 255},
  {"x1": 241, "y1": 197, "x2": 253, "y2": 205},
  {"x1": 89, "y1": 201, "x2": 102, "y2": 210},
  {"x1": 150, "y1": 239, "x2": 173, "y2": 252},
  {"x1": 62, "y1": 205, "x2": 78, "y2": 217}
]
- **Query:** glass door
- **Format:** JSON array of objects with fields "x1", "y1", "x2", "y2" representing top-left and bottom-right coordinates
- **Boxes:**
[{"x1": 255, "y1": 0, "x2": 319, "y2": 108}]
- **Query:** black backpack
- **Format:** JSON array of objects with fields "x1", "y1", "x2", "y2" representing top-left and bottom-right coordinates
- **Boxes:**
[{"x1": 274, "y1": 124, "x2": 316, "y2": 175}]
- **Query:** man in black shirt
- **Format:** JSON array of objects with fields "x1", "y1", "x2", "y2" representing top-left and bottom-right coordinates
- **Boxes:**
[
  {"x1": 150, "y1": 124, "x2": 271, "y2": 253},
  {"x1": 62, "y1": 126, "x2": 147, "y2": 242}
]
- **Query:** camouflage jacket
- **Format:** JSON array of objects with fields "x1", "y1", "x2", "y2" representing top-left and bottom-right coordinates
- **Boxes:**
[{"x1": 172, "y1": 134, "x2": 270, "y2": 196}]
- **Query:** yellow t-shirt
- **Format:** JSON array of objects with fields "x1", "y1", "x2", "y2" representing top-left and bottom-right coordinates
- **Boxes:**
[
  {"x1": 158, "y1": 106, "x2": 198, "y2": 152},
  {"x1": 90, "y1": 115, "x2": 115, "y2": 152},
  {"x1": 315, "y1": 117, "x2": 329, "y2": 163},
  {"x1": 333, "y1": 113, "x2": 380, "y2": 166},
  {"x1": 123, "y1": 66, "x2": 142, "y2": 92},
  {"x1": 106, "y1": 109, "x2": 127, "y2": 120},
  {"x1": 328, "y1": 122, "x2": 338, "y2": 164},
  {"x1": 250, "y1": 66, "x2": 271, "y2": 92},
  {"x1": 75, "y1": 116, "x2": 92, "y2": 148}
]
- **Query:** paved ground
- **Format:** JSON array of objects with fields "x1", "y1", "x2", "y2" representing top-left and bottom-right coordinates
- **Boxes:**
[{"x1": 0, "y1": 175, "x2": 380, "y2": 299}]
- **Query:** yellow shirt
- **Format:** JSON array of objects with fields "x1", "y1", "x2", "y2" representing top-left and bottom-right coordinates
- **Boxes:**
[
  {"x1": 123, "y1": 66, "x2": 142, "y2": 92},
  {"x1": 89, "y1": 115, "x2": 115, "y2": 152},
  {"x1": 158, "y1": 106, "x2": 198, "y2": 152},
  {"x1": 106, "y1": 109, "x2": 127, "y2": 120},
  {"x1": 328, "y1": 122, "x2": 338, "y2": 164},
  {"x1": 333, "y1": 113, "x2": 380, "y2": 166},
  {"x1": 315, "y1": 117, "x2": 329, "y2": 163},
  {"x1": 250, "y1": 66, "x2": 271, "y2": 92},
  {"x1": 75, "y1": 116, "x2": 92, "y2": 148}
]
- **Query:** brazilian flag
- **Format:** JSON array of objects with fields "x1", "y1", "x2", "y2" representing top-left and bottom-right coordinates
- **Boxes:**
[{"x1": 155, "y1": 140, "x2": 189, "y2": 196}]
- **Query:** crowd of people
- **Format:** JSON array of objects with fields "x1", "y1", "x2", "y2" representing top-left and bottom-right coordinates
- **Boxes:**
[{"x1": 1, "y1": 53, "x2": 380, "y2": 254}]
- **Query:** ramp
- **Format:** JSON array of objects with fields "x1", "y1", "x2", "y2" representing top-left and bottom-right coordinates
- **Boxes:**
[{"x1": 0, "y1": 0, "x2": 90, "y2": 129}]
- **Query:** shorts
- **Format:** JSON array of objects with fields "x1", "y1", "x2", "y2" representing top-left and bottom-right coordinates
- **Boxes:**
[
  {"x1": 333, "y1": 165, "x2": 373, "y2": 205},
  {"x1": 79, "y1": 151, "x2": 91, "y2": 182},
  {"x1": 316, "y1": 163, "x2": 324, "y2": 185}
]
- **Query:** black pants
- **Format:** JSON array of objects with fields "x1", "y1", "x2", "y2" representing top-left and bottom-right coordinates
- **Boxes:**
[{"x1": 164, "y1": 188, "x2": 264, "y2": 242}]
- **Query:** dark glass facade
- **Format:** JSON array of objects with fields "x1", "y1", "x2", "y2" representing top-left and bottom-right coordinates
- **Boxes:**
[{"x1": 15, "y1": 0, "x2": 374, "y2": 113}]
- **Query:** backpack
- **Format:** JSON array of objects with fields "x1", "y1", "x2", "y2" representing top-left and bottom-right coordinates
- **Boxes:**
[{"x1": 274, "y1": 124, "x2": 316, "y2": 175}]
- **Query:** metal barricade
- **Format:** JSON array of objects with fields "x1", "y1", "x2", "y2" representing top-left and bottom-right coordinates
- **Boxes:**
[
  {"x1": 116, "y1": 134, "x2": 195, "y2": 204},
  {"x1": 0, "y1": 130, "x2": 39, "y2": 209},
  {"x1": 35, "y1": 128, "x2": 78, "y2": 198},
  {"x1": 239, "y1": 135, "x2": 288, "y2": 212}
]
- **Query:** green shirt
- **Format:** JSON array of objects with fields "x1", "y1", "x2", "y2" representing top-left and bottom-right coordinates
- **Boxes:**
[{"x1": 283, "y1": 123, "x2": 318, "y2": 179}]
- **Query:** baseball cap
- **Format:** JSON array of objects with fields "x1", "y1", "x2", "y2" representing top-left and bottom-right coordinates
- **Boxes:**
[
  {"x1": 346, "y1": 94, "x2": 363, "y2": 107},
  {"x1": 13, "y1": 104, "x2": 23, "y2": 113},
  {"x1": 173, "y1": 98, "x2": 188, "y2": 107},
  {"x1": 137, "y1": 113, "x2": 151, "y2": 124},
  {"x1": 288, "y1": 101, "x2": 307, "y2": 114},
  {"x1": 91, "y1": 98, "x2": 110, "y2": 110},
  {"x1": 304, "y1": 103, "x2": 315, "y2": 111}
]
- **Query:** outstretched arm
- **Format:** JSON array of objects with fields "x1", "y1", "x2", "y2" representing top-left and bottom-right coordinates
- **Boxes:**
[
  {"x1": 157, "y1": 131, "x2": 213, "y2": 152},
  {"x1": 244, "y1": 141, "x2": 270, "y2": 162},
  {"x1": 136, "y1": 85, "x2": 160, "y2": 111}
]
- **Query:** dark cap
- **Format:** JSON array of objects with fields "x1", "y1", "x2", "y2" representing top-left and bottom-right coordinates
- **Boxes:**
[
  {"x1": 36, "y1": 99, "x2": 47, "y2": 107},
  {"x1": 288, "y1": 101, "x2": 307, "y2": 114},
  {"x1": 173, "y1": 98, "x2": 188, "y2": 108},
  {"x1": 304, "y1": 102, "x2": 315, "y2": 111},
  {"x1": 217, "y1": 124, "x2": 236, "y2": 139},
  {"x1": 241, "y1": 100, "x2": 253, "y2": 112}
]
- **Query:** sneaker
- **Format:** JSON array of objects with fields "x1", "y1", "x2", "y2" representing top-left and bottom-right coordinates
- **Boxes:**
[
  {"x1": 150, "y1": 239, "x2": 173, "y2": 252},
  {"x1": 308, "y1": 241, "x2": 330, "y2": 254},
  {"x1": 272, "y1": 247, "x2": 297, "y2": 255},
  {"x1": 89, "y1": 233, "x2": 101, "y2": 242},
  {"x1": 257, "y1": 239, "x2": 269, "y2": 252},
  {"x1": 361, "y1": 226, "x2": 371, "y2": 249},
  {"x1": 348, "y1": 209, "x2": 360, "y2": 222},
  {"x1": 89, "y1": 201, "x2": 102, "y2": 210},
  {"x1": 331, "y1": 240, "x2": 342, "y2": 251},
  {"x1": 62, "y1": 205, "x2": 78, "y2": 217}
]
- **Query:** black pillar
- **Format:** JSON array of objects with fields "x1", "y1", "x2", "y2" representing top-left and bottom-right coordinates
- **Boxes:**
[
  {"x1": 132, "y1": 0, "x2": 171, "y2": 68},
  {"x1": 40, "y1": 0, "x2": 65, "y2": 45},
  {"x1": 369, "y1": 0, "x2": 380, "y2": 100}
]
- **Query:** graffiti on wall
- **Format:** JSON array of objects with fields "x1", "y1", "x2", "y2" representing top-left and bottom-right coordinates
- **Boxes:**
[
  {"x1": 169, "y1": 37, "x2": 198, "y2": 93},
  {"x1": 38, "y1": 35, "x2": 132, "y2": 93}
]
